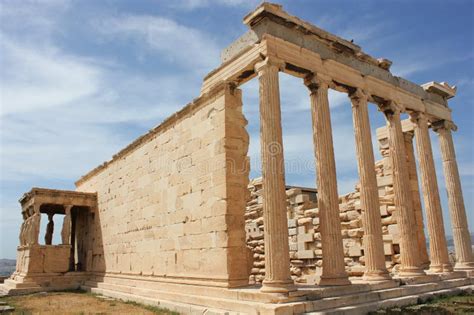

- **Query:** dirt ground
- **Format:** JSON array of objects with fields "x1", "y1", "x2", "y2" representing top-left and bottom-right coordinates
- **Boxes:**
[{"x1": 0, "y1": 291, "x2": 179, "y2": 314}]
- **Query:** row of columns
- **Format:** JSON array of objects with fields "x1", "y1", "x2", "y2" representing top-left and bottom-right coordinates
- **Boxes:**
[{"x1": 255, "y1": 56, "x2": 473, "y2": 293}]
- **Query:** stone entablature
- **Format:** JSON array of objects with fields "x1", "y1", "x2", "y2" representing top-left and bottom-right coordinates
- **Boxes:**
[
  {"x1": 19, "y1": 188, "x2": 97, "y2": 209},
  {"x1": 204, "y1": 3, "x2": 451, "y2": 122}
]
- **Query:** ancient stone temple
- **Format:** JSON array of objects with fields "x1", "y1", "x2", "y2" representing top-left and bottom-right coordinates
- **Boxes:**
[{"x1": 1, "y1": 3, "x2": 473, "y2": 314}]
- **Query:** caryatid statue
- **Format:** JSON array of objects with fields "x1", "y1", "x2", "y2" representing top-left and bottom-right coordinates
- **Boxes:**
[
  {"x1": 61, "y1": 206, "x2": 72, "y2": 245},
  {"x1": 30, "y1": 208, "x2": 40, "y2": 245},
  {"x1": 45, "y1": 213, "x2": 54, "y2": 245},
  {"x1": 19, "y1": 211, "x2": 27, "y2": 246}
]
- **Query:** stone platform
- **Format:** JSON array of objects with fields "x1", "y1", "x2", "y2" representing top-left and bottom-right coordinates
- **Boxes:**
[
  {"x1": 79, "y1": 273, "x2": 473, "y2": 314},
  {"x1": 0, "y1": 272, "x2": 91, "y2": 296}
]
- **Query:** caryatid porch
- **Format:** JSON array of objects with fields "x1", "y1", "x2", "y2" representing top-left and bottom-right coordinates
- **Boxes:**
[
  {"x1": 204, "y1": 2, "x2": 473, "y2": 292},
  {"x1": 12, "y1": 188, "x2": 97, "y2": 283}
]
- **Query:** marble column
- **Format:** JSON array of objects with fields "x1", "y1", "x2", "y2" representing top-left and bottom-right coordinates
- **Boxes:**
[
  {"x1": 403, "y1": 131, "x2": 430, "y2": 268},
  {"x1": 379, "y1": 102, "x2": 425, "y2": 276},
  {"x1": 350, "y1": 89, "x2": 390, "y2": 281},
  {"x1": 255, "y1": 57, "x2": 295, "y2": 293},
  {"x1": 305, "y1": 74, "x2": 350, "y2": 286},
  {"x1": 433, "y1": 120, "x2": 474, "y2": 271},
  {"x1": 412, "y1": 113, "x2": 452, "y2": 272}
]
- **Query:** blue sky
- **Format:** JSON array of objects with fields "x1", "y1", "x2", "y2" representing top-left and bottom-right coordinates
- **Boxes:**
[{"x1": 0, "y1": 0, "x2": 473, "y2": 259}]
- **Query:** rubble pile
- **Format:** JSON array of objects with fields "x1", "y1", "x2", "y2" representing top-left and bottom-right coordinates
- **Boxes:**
[{"x1": 245, "y1": 154, "x2": 402, "y2": 284}]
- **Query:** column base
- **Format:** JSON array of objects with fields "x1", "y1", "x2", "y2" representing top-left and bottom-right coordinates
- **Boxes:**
[
  {"x1": 428, "y1": 263, "x2": 453, "y2": 274},
  {"x1": 420, "y1": 261, "x2": 431, "y2": 270},
  {"x1": 454, "y1": 262, "x2": 474, "y2": 271},
  {"x1": 398, "y1": 266, "x2": 426, "y2": 277},
  {"x1": 362, "y1": 270, "x2": 392, "y2": 282},
  {"x1": 261, "y1": 279, "x2": 296, "y2": 294},
  {"x1": 318, "y1": 274, "x2": 351, "y2": 286}
]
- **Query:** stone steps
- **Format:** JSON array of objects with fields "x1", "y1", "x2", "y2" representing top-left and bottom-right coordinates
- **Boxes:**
[
  {"x1": 0, "y1": 305, "x2": 15, "y2": 313},
  {"x1": 305, "y1": 285, "x2": 473, "y2": 315},
  {"x1": 84, "y1": 275, "x2": 304, "y2": 303},
  {"x1": 81, "y1": 276, "x2": 472, "y2": 314},
  {"x1": 301, "y1": 277, "x2": 472, "y2": 313},
  {"x1": 83, "y1": 280, "x2": 265, "y2": 314},
  {"x1": 303, "y1": 279, "x2": 473, "y2": 315},
  {"x1": 0, "y1": 298, "x2": 15, "y2": 313},
  {"x1": 3, "y1": 279, "x2": 41, "y2": 289}
]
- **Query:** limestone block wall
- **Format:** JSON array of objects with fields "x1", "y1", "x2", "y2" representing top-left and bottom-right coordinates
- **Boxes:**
[
  {"x1": 245, "y1": 153, "x2": 404, "y2": 284},
  {"x1": 15, "y1": 245, "x2": 71, "y2": 275},
  {"x1": 75, "y1": 86, "x2": 250, "y2": 287}
]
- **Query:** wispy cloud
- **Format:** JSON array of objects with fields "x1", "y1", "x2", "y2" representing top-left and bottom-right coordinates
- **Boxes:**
[
  {"x1": 95, "y1": 15, "x2": 221, "y2": 71},
  {"x1": 0, "y1": 0, "x2": 230, "y2": 183},
  {"x1": 0, "y1": 36, "x2": 101, "y2": 116},
  {"x1": 166, "y1": 0, "x2": 258, "y2": 11},
  {"x1": 391, "y1": 50, "x2": 474, "y2": 78}
]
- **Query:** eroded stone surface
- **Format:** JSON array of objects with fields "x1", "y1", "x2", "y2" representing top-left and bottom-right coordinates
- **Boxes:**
[{"x1": 4, "y1": 2, "x2": 472, "y2": 314}]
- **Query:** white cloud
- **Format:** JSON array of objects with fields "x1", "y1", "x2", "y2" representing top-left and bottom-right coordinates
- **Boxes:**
[
  {"x1": 96, "y1": 15, "x2": 221, "y2": 71},
  {"x1": 0, "y1": 0, "x2": 70, "y2": 42},
  {"x1": 167, "y1": 0, "x2": 258, "y2": 11},
  {"x1": 0, "y1": 38, "x2": 200, "y2": 180},
  {"x1": 391, "y1": 50, "x2": 474, "y2": 78},
  {"x1": 0, "y1": 5, "x2": 222, "y2": 182},
  {"x1": 0, "y1": 36, "x2": 102, "y2": 116}
]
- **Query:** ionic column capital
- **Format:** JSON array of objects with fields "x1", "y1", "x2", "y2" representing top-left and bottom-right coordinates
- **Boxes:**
[
  {"x1": 254, "y1": 57, "x2": 285, "y2": 75},
  {"x1": 408, "y1": 111, "x2": 428, "y2": 125},
  {"x1": 432, "y1": 120, "x2": 458, "y2": 133},
  {"x1": 304, "y1": 73, "x2": 331, "y2": 93},
  {"x1": 349, "y1": 88, "x2": 369, "y2": 107},
  {"x1": 377, "y1": 100, "x2": 404, "y2": 118}
]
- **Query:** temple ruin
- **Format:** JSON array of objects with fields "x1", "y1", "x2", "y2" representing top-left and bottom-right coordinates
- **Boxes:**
[{"x1": 1, "y1": 3, "x2": 473, "y2": 314}]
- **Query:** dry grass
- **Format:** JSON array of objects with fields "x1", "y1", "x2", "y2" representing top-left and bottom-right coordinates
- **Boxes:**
[
  {"x1": 1, "y1": 291, "x2": 179, "y2": 314},
  {"x1": 370, "y1": 292, "x2": 474, "y2": 314}
]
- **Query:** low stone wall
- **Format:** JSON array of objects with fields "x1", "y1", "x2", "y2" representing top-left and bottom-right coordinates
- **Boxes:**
[
  {"x1": 245, "y1": 153, "x2": 403, "y2": 284},
  {"x1": 15, "y1": 245, "x2": 71, "y2": 275}
]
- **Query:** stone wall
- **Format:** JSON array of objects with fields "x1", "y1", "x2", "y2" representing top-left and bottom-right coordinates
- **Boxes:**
[
  {"x1": 75, "y1": 86, "x2": 251, "y2": 287},
  {"x1": 245, "y1": 151, "x2": 404, "y2": 284},
  {"x1": 15, "y1": 245, "x2": 71, "y2": 275}
]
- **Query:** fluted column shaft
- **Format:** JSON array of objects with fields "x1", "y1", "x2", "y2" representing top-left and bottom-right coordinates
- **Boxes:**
[
  {"x1": 256, "y1": 58, "x2": 295, "y2": 293},
  {"x1": 305, "y1": 75, "x2": 350, "y2": 286},
  {"x1": 403, "y1": 132, "x2": 430, "y2": 268},
  {"x1": 433, "y1": 121, "x2": 474, "y2": 270},
  {"x1": 350, "y1": 90, "x2": 390, "y2": 281},
  {"x1": 412, "y1": 114, "x2": 452, "y2": 273},
  {"x1": 380, "y1": 103, "x2": 424, "y2": 276}
]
